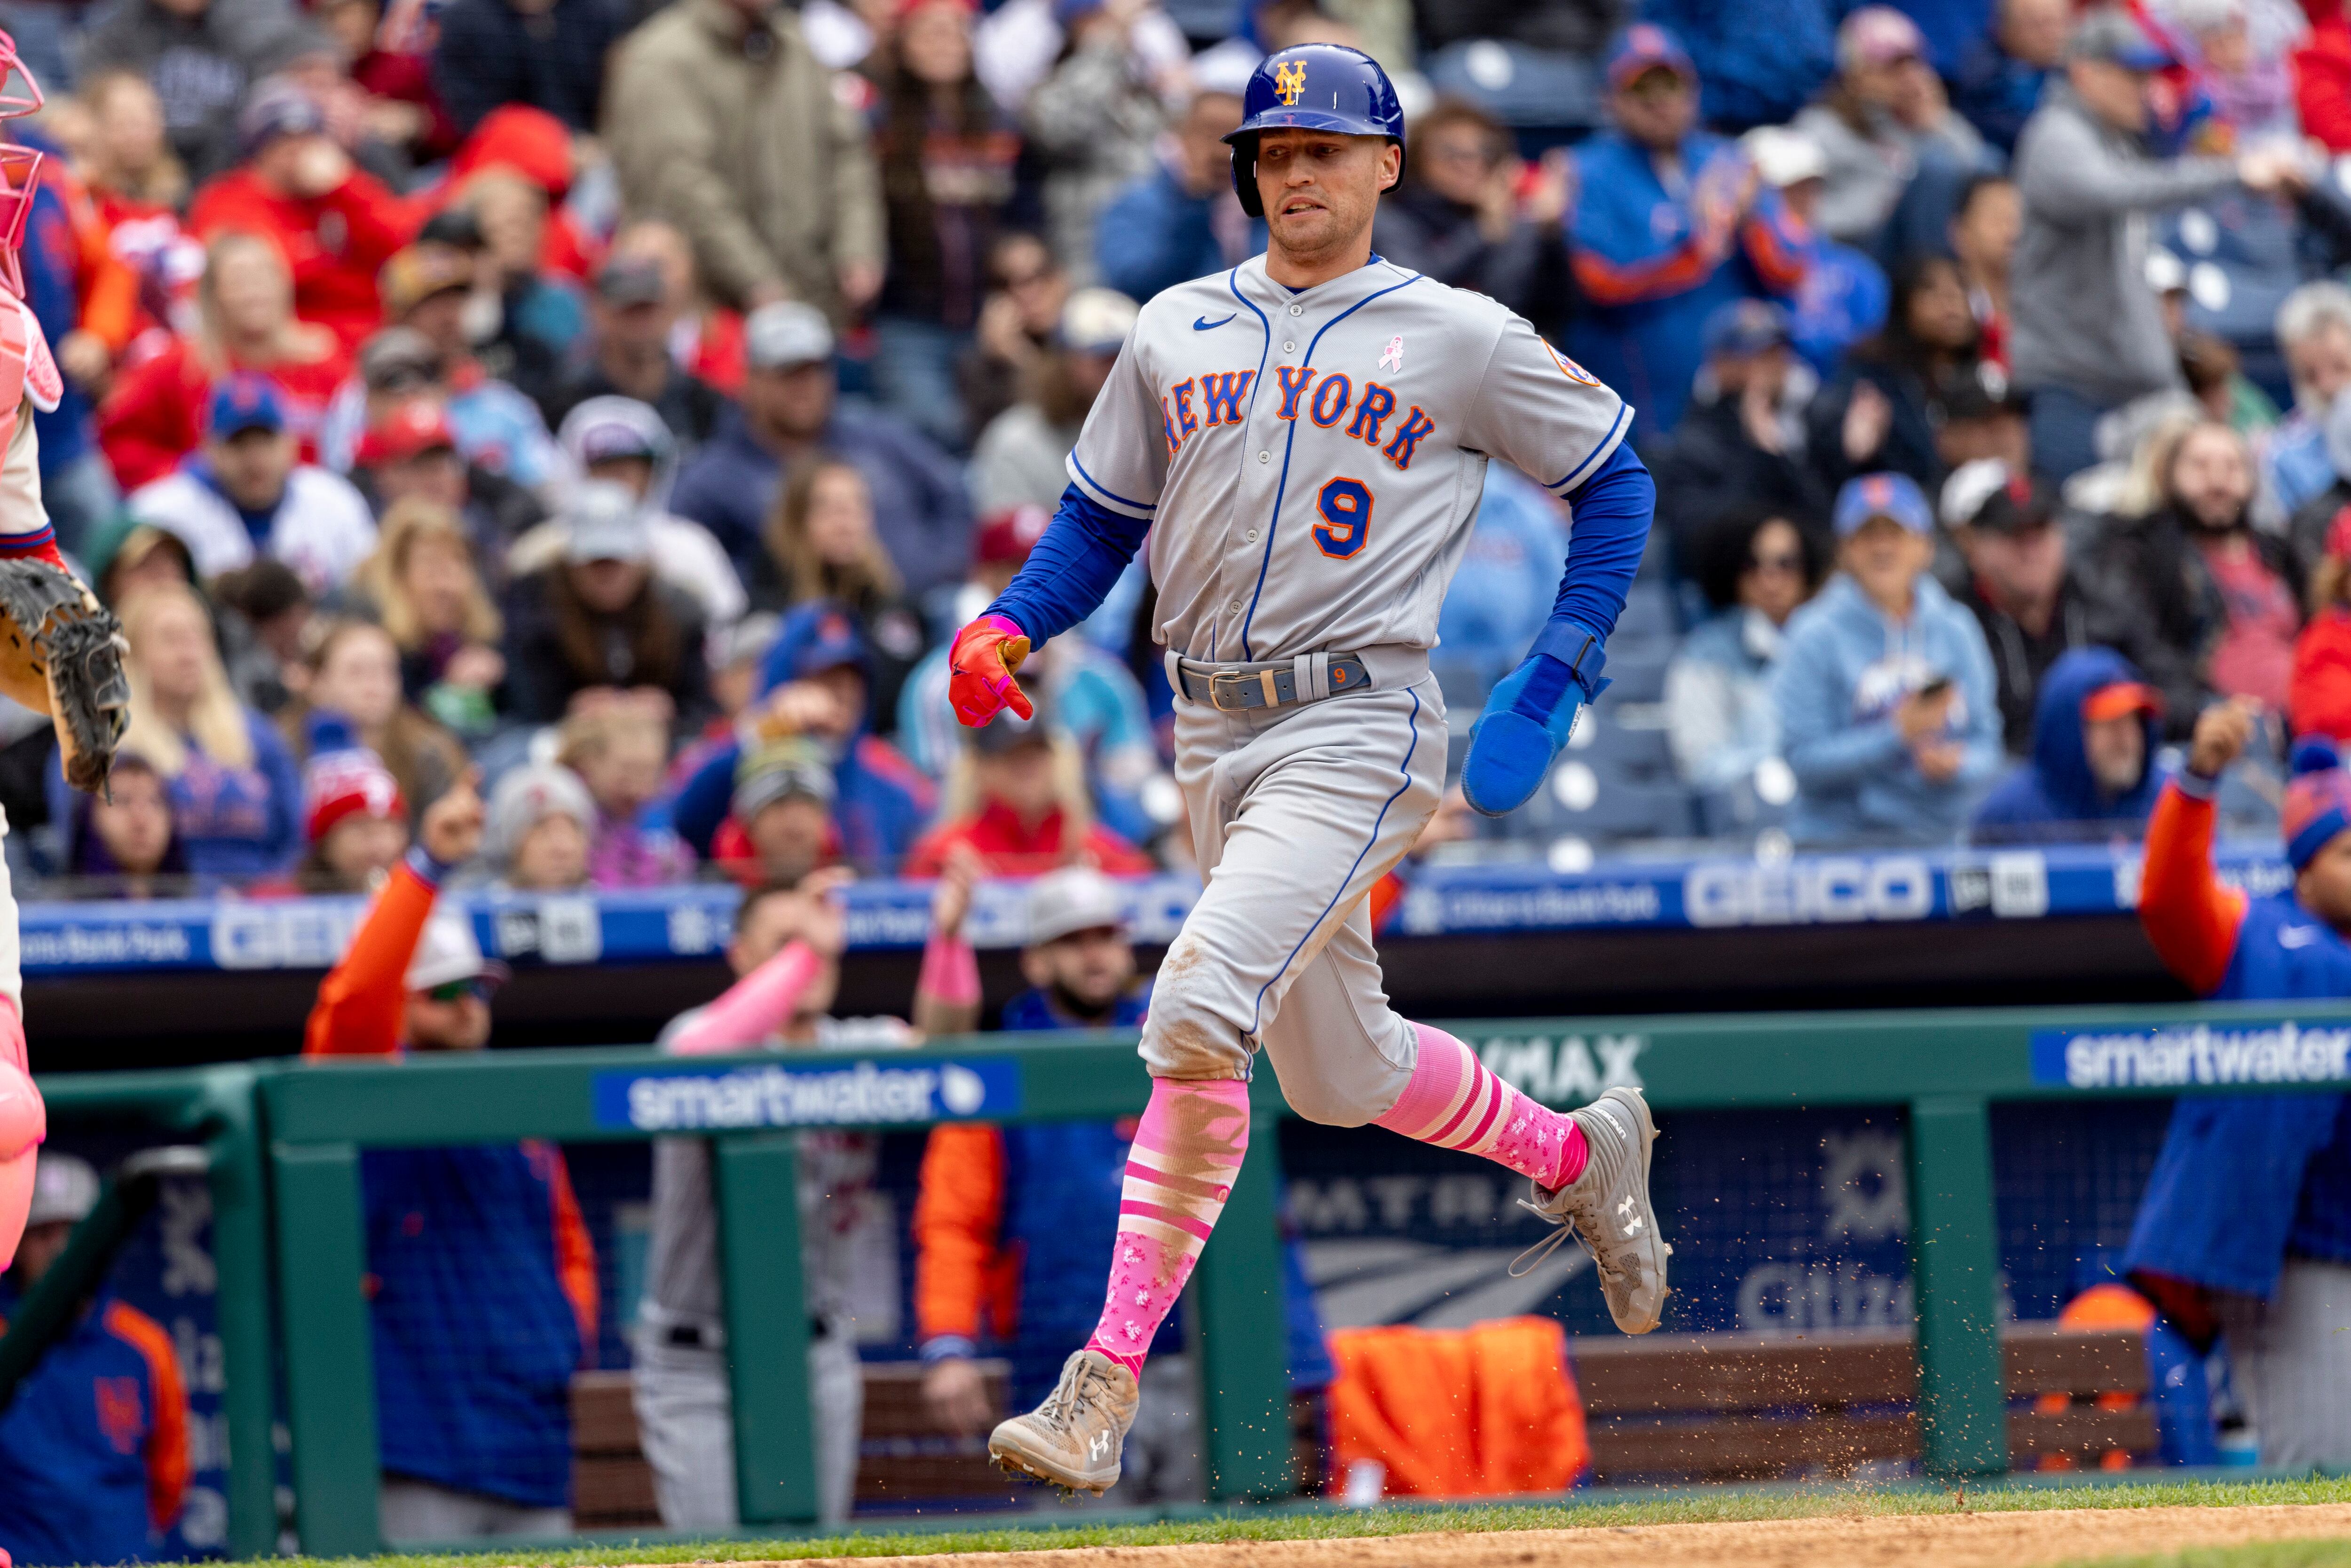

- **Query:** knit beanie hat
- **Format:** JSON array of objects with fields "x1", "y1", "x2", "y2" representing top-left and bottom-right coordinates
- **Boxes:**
[
  {"x1": 2284, "y1": 737, "x2": 2351, "y2": 870},
  {"x1": 304, "y1": 748, "x2": 405, "y2": 844}
]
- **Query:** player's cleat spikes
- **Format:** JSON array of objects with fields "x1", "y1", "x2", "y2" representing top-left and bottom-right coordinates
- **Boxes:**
[
  {"x1": 986, "y1": 1349, "x2": 1137, "y2": 1495},
  {"x1": 1513, "y1": 1086, "x2": 1668, "y2": 1334}
]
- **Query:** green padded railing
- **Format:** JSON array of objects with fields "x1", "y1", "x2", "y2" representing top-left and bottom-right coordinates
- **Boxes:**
[{"x1": 41, "y1": 998, "x2": 2351, "y2": 1555}]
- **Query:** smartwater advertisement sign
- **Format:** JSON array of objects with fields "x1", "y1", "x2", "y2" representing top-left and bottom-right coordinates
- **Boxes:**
[
  {"x1": 591, "y1": 1056, "x2": 1022, "y2": 1131},
  {"x1": 2032, "y1": 1021, "x2": 2351, "y2": 1089}
]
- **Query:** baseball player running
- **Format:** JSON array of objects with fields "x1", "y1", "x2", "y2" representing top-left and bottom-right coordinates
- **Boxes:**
[{"x1": 947, "y1": 43, "x2": 1669, "y2": 1493}]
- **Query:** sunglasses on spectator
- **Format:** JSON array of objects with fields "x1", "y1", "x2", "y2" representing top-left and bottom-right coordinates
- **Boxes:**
[
  {"x1": 1750, "y1": 551, "x2": 1804, "y2": 574},
  {"x1": 423, "y1": 977, "x2": 497, "y2": 1005}
]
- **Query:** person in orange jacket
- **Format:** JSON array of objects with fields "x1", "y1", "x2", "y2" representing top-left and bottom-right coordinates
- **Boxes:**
[
  {"x1": 188, "y1": 82, "x2": 418, "y2": 354},
  {"x1": 304, "y1": 770, "x2": 600, "y2": 1540}
]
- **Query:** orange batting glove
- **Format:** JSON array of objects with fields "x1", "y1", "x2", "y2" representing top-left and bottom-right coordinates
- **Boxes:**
[{"x1": 948, "y1": 613, "x2": 1034, "y2": 726}]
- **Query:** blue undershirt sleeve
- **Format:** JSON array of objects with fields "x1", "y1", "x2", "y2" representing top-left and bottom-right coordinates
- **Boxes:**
[
  {"x1": 1529, "y1": 439, "x2": 1655, "y2": 692},
  {"x1": 983, "y1": 483, "x2": 1153, "y2": 645}
]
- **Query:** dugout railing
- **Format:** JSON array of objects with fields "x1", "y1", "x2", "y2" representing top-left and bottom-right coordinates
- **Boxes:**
[{"x1": 30, "y1": 999, "x2": 2351, "y2": 1556}]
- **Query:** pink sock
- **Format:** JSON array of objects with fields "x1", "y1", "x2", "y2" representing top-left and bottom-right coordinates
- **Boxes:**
[
  {"x1": 1373, "y1": 1023, "x2": 1588, "y2": 1190},
  {"x1": 1084, "y1": 1077, "x2": 1250, "y2": 1377}
]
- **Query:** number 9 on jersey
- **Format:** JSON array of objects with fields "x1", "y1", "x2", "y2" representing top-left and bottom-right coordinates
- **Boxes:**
[{"x1": 1313, "y1": 477, "x2": 1373, "y2": 559}]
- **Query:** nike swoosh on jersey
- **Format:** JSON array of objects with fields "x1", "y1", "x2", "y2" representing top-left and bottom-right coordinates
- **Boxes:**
[{"x1": 1193, "y1": 314, "x2": 1236, "y2": 331}]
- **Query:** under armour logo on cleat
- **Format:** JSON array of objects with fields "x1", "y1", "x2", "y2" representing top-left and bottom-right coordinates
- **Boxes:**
[
  {"x1": 1090, "y1": 1431, "x2": 1112, "y2": 1459},
  {"x1": 1617, "y1": 1196, "x2": 1645, "y2": 1236}
]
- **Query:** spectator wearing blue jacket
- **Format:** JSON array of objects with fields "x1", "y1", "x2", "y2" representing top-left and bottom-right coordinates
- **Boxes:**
[
  {"x1": 1095, "y1": 87, "x2": 1259, "y2": 306},
  {"x1": 2263, "y1": 281, "x2": 2351, "y2": 522},
  {"x1": 672, "y1": 602, "x2": 936, "y2": 874},
  {"x1": 1953, "y1": 0, "x2": 2073, "y2": 155},
  {"x1": 1773, "y1": 473, "x2": 2004, "y2": 844},
  {"x1": 1970, "y1": 646, "x2": 2168, "y2": 844},
  {"x1": 1741, "y1": 125, "x2": 1891, "y2": 378},
  {"x1": 1566, "y1": 25, "x2": 1810, "y2": 433},
  {"x1": 1432, "y1": 468, "x2": 1571, "y2": 714},
  {"x1": 1637, "y1": 0, "x2": 1838, "y2": 131},
  {"x1": 0, "y1": 1155, "x2": 190, "y2": 1568},
  {"x1": 71, "y1": 581, "x2": 303, "y2": 879},
  {"x1": 670, "y1": 302, "x2": 971, "y2": 597}
]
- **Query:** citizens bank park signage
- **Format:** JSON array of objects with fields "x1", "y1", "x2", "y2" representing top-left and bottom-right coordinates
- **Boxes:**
[{"x1": 2032, "y1": 1021, "x2": 2351, "y2": 1090}]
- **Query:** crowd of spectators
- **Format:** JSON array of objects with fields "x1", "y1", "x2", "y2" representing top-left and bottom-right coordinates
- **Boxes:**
[{"x1": 8, "y1": 0, "x2": 2351, "y2": 898}]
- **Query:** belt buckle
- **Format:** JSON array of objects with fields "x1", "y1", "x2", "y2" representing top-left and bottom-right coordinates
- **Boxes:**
[{"x1": 1207, "y1": 670, "x2": 1259, "y2": 711}]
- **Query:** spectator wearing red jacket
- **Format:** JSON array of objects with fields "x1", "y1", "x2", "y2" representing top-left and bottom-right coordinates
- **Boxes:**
[
  {"x1": 317, "y1": 0, "x2": 461, "y2": 166},
  {"x1": 2297, "y1": 0, "x2": 2351, "y2": 153},
  {"x1": 2292, "y1": 508, "x2": 2351, "y2": 743},
  {"x1": 76, "y1": 71, "x2": 202, "y2": 351},
  {"x1": 98, "y1": 230, "x2": 350, "y2": 489},
  {"x1": 304, "y1": 776, "x2": 599, "y2": 1538},
  {"x1": 188, "y1": 81, "x2": 419, "y2": 353},
  {"x1": 903, "y1": 690, "x2": 1153, "y2": 878}
]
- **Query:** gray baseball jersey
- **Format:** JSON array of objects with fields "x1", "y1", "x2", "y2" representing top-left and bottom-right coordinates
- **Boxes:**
[{"x1": 1066, "y1": 253, "x2": 1631, "y2": 665}]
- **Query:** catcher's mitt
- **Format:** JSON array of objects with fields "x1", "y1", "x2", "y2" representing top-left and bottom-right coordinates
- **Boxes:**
[{"x1": 0, "y1": 558, "x2": 126, "y2": 794}]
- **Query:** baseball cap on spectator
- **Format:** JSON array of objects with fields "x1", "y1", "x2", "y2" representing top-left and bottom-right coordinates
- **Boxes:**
[
  {"x1": 304, "y1": 747, "x2": 405, "y2": 843},
  {"x1": 1606, "y1": 24, "x2": 1695, "y2": 89},
  {"x1": 355, "y1": 398, "x2": 459, "y2": 466},
  {"x1": 1838, "y1": 6, "x2": 1926, "y2": 70},
  {"x1": 1057, "y1": 288, "x2": 1139, "y2": 355},
  {"x1": 974, "y1": 504, "x2": 1051, "y2": 567},
  {"x1": 1026, "y1": 865, "x2": 1127, "y2": 946},
  {"x1": 405, "y1": 910, "x2": 511, "y2": 992},
  {"x1": 970, "y1": 686, "x2": 1056, "y2": 755},
  {"x1": 419, "y1": 207, "x2": 484, "y2": 252},
  {"x1": 745, "y1": 301, "x2": 835, "y2": 372},
  {"x1": 1740, "y1": 125, "x2": 1829, "y2": 190},
  {"x1": 563, "y1": 480, "x2": 652, "y2": 564},
  {"x1": 1701, "y1": 299, "x2": 1792, "y2": 360},
  {"x1": 2081, "y1": 678, "x2": 2163, "y2": 724},
  {"x1": 484, "y1": 763, "x2": 594, "y2": 869},
  {"x1": 1833, "y1": 472, "x2": 1934, "y2": 537},
  {"x1": 208, "y1": 374, "x2": 287, "y2": 440},
  {"x1": 237, "y1": 78, "x2": 326, "y2": 158},
  {"x1": 26, "y1": 1152, "x2": 98, "y2": 1228},
  {"x1": 788, "y1": 608, "x2": 868, "y2": 681},
  {"x1": 359, "y1": 327, "x2": 443, "y2": 394},
  {"x1": 733, "y1": 738, "x2": 838, "y2": 820},
  {"x1": 2284, "y1": 736, "x2": 2351, "y2": 868},
  {"x1": 380, "y1": 244, "x2": 475, "y2": 318},
  {"x1": 1940, "y1": 458, "x2": 2054, "y2": 533},
  {"x1": 597, "y1": 257, "x2": 668, "y2": 309},
  {"x1": 2067, "y1": 7, "x2": 2171, "y2": 71},
  {"x1": 1941, "y1": 361, "x2": 2026, "y2": 424},
  {"x1": 567, "y1": 401, "x2": 670, "y2": 468}
]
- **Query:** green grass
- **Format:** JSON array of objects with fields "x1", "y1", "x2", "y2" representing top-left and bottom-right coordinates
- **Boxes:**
[
  {"x1": 2067, "y1": 1544, "x2": 2351, "y2": 1568},
  {"x1": 255, "y1": 1475, "x2": 2351, "y2": 1567}
]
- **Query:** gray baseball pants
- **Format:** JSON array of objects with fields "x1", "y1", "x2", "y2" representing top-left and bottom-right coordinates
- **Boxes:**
[
  {"x1": 2215, "y1": 1258, "x2": 2351, "y2": 1470},
  {"x1": 631, "y1": 1325, "x2": 863, "y2": 1529},
  {"x1": 1144, "y1": 662, "x2": 1446, "y2": 1126}
]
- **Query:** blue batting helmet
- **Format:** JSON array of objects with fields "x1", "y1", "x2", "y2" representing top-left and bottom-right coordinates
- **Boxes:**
[{"x1": 1222, "y1": 43, "x2": 1405, "y2": 219}]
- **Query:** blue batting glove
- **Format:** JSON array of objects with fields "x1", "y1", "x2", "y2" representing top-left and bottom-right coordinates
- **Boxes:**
[{"x1": 1462, "y1": 622, "x2": 1610, "y2": 817}]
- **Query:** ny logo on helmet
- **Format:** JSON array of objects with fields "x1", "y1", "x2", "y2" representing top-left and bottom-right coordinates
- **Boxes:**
[{"x1": 1274, "y1": 59, "x2": 1308, "y2": 105}]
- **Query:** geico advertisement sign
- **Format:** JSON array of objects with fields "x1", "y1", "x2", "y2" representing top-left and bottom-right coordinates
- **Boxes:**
[{"x1": 1683, "y1": 855, "x2": 1934, "y2": 927}]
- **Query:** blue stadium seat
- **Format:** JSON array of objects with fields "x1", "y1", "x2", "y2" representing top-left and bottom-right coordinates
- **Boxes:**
[
  {"x1": 1567, "y1": 712, "x2": 1675, "y2": 784},
  {"x1": 1614, "y1": 582, "x2": 1680, "y2": 647},
  {"x1": 1594, "y1": 647, "x2": 1671, "y2": 704}
]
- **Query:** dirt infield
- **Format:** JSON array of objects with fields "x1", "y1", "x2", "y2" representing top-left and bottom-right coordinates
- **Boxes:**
[{"x1": 762, "y1": 1504, "x2": 2351, "y2": 1568}]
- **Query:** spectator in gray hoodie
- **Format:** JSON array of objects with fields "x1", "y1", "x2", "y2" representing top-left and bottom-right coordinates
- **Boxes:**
[
  {"x1": 2010, "y1": 7, "x2": 2296, "y2": 481},
  {"x1": 79, "y1": 0, "x2": 330, "y2": 181}
]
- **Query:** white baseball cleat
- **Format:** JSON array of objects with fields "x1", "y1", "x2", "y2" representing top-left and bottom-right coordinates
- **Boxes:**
[
  {"x1": 987, "y1": 1348, "x2": 1138, "y2": 1495},
  {"x1": 1516, "y1": 1086, "x2": 1670, "y2": 1334}
]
